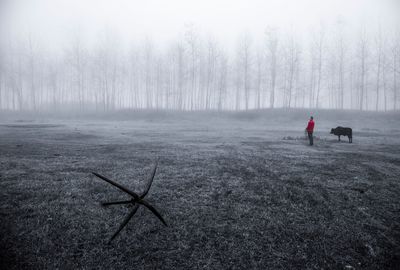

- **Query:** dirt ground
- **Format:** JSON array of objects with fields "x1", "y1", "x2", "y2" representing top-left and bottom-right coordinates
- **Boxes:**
[{"x1": 1, "y1": 109, "x2": 399, "y2": 269}]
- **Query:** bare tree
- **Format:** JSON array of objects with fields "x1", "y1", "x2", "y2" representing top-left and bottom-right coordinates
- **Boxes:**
[
  {"x1": 234, "y1": 54, "x2": 242, "y2": 110},
  {"x1": 217, "y1": 51, "x2": 228, "y2": 111},
  {"x1": 67, "y1": 34, "x2": 87, "y2": 110},
  {"x1": 358, "y1": 26, "x2": 369, "y2": 110},
  {"x1": 283, "y1": 30, "x2": 300, "y2": 108},
  {"x1": 238, "y1": 33, "x2": 252, "y2": 110},
  {"x1": 8, "y1": 40, "x2": 24, "y2": 110},
  {"x1": 0, "y1": 37, "x2": 5, "y2": 109},
  {"x1": 0, "y1": 40, "x2": 4, "y2": 109},
  {"x1": 28, "y1": 35, "x2": 37, "y2": 110},
  {"x1": 154, "y1": 55, "x2": 164, "y2": 109},
  {"x1": 393, "y1": 36, "x2": 399, "y2": 110},
  {"x1": 392, "y1": 28, "x2": 400, "y2": 111},
  {"x1": 47, "y1": 56, "x2": 60, "y2": 110},
  {"x1": 254, "y1": 48, "x2": 262, "y2": 109},
  {"x1": 93, "y1": 30, "x2": 120, "y2": 111},
  {"x1": 185, "y1": 24, "x2": 199, "y2": 110},
  {"x1": 128, "y1": 46, "x2": 141, "y2": 109},
  {"x1": 382, "y1": 41, "x2": 388, "y2": 111},
  {"x1": 175, "y1": 42, "x2": 185, "y2": 110},
  {"x1": 314, "y1": 24, "x2": 325, "y2": 109},
  {"x1": 265, "y1": 27, "x2": 279, "y2": 109},
  {"x1": 205, "y1": 38, "x2": 217, "y2": 110},
  {"x1": 335, "y1": 19, "x2": 347, "y2": 109},
  {"x1": 144, "y1": 40, "x2": 154, "y2": 109},
  {"x1": 374, "y1": 24, "x2": 383, "y2": 111},
  {"x1": 308, "y1": 45, "x2": 316, "y2": 108}
]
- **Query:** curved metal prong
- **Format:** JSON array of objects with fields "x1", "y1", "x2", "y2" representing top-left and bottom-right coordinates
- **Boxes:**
[
  {"x1": 138, "y1": 199, "x2": 167, "y2": 226},
  {"x1": 140, "y1": 160, "x2": 158, "y2": 199},
  {"x1": 109, "y1": 204, "x2": 140, "y2": 243},
  {"x1": 92, "y1": 172, "x2": 140, "y2": 199},
  {"x1": 102, "y1": 200, "x2": 133, "y2": 206}
]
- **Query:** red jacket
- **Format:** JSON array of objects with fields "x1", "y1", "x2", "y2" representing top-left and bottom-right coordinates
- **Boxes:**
[{"x1": 306, "y1": 120, "x2": 315, "y2": 132}]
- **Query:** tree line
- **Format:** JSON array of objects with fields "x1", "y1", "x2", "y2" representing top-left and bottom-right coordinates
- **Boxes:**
[{"x1": 0, "y1": 23, "x2": 399, "y2": 112}]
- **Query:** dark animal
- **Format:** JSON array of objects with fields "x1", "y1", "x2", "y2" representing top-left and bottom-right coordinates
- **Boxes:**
[{"x1": 330, "y1": 126, "x2": 352, "y2": 143}]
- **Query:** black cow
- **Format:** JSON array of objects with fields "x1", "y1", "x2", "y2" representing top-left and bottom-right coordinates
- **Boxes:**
[{"x1": 330, "y1": 126, "x2": 352, "y2": 143}]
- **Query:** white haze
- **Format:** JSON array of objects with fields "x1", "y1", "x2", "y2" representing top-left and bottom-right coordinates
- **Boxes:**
[
  {"x1": 2, "y1": 0, "x2": 399, "y2": 50},
  {"x1": 0, "y1": 0, "x2": 399, "y2": 111}
]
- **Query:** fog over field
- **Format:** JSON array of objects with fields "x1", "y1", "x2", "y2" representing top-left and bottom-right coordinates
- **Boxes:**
[
  {"x1": 1, "y1": 1, "x2": 400, "y2": 270},
  {"x1": 0, "y1": 0, "x2": 399, "y2": 111}
]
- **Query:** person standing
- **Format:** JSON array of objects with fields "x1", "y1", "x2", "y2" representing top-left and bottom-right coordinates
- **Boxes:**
[{"x1": 306, "y1": 116, "x2": 315, "y2": 145}]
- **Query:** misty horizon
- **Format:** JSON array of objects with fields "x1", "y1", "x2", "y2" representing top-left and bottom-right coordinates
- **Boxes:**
[{"x1": 0, "y1": 0, "x2": 399, "y2": 111}]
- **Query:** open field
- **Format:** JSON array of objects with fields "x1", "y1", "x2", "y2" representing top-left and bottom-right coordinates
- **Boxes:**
[{"x1": 1, "y1": 109, "x2": 400, "y2": 269}]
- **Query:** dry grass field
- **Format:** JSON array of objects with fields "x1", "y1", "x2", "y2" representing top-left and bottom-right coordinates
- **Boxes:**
[{"x1": 1, "y1": 109, "x2": 399, "y2": 269}]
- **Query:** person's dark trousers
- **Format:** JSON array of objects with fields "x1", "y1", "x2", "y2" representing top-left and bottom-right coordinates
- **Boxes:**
[{"x1": 308, "y1": 132, "x2": 313, "y2": 145}]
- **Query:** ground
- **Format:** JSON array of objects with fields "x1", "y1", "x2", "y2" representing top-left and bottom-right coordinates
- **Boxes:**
[{"x1": 0, "y1": 109, "x2": 399, "y2": 269}]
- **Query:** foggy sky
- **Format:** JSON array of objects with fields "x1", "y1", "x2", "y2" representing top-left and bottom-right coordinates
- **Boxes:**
[{"x1": 1, "y1": 0, "x2": 399, "y2": 51}]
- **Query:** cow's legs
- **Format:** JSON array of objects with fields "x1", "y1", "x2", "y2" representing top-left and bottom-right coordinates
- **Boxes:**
[{"x1": 338, "y1": 135, "x2": 341, "y2": 141}]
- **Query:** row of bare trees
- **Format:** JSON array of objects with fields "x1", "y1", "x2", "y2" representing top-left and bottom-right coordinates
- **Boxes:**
[{"x1": 0, "y1": 24, "x2": 399, "y2": 111}]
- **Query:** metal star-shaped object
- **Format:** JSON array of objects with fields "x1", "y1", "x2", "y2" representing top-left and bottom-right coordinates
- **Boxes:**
[{"x1": 92, "y1": 160, "x2": 167, "y2": 243}]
